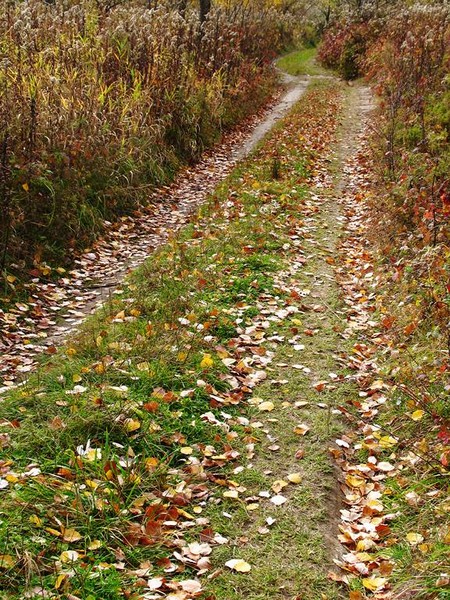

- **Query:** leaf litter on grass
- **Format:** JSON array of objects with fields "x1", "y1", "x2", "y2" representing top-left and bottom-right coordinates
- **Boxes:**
[
  {"x1": 0, "y1": 80, "x2": 365, "y2": 600},
  {"x1": 0, "y1": 89, "x2": 288, "y2": 394},
  {"x1": 329, "y1": 89, "x2": 450, "y2": 598}
]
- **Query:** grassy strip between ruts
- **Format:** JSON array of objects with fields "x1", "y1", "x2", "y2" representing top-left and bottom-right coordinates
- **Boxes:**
[
  {"x1": 0, "y1": 80, "x2": 347, "y2": 600},
  {"x1": 276, "y1": 48, "x2": 330, "y2": 77}
]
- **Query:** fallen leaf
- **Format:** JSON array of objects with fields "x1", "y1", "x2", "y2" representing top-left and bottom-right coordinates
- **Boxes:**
[
  {"x1": 180, "y1": 447, "x2": 193, "y2": 455},
  {"x1": 377, "y1": 461, "x2": 395, "y2": 472},
  {"x1": 294, "y1": 423, "x2": 310, "y2": 436},
  {"x1": 411, "y1": 409, "x2": 424, "y2": 421},
  {"x1": 272, "y1": 479, "x2": 288, "y2": 493},
  {"x1": 179, "y1": 579, "x2": 202, "y2": 593},
  {"x1": 225, "y1": 559, "x2": 251, "y2": 572},
  {"x1": 270, "y1": 494, "x2": 287, "y2": 506},
  {"x1": 60, "y1": 550, "x2": 80, "y2": 563},
  {"x1": 406, "y1": 532, "x2": 424, "y2": 545},
  {"x1": 362, "y1": 576, "x2": 387, "y2": 591},
  {"x1": 63, "y1": 528, "x2": 82, "y2": 543},
  {"x1": 287, "y1": 473, "x2": 302, "y2": 484},
  {"x1": 258, "y1": 401, "x2": 275, "y2": 412},
  {"x1": 223, "y1": 490, "x2": 239, "y2": 499},
  {"x1": 200, "y1": 354, "x2": 214, "y2": 369},
  {"x1": 295, "y1": 448, "x2": 305, "y2": 459},
  {"x1": 0, "y1": 554, "x2": 16, "y2": 569}
]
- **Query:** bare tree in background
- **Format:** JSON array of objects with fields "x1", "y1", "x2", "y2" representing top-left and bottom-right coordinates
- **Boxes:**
[{"x1": 199, "y1": 0, "x2": 211, "y2": 24}]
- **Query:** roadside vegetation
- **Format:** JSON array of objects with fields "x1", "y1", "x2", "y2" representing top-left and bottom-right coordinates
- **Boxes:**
[
  {"x1": 0, "y1": 0, "x2": 302, "y2": 275},
  {"x1": 319, "y1": 1, "x2": 450, "y2": 596}
]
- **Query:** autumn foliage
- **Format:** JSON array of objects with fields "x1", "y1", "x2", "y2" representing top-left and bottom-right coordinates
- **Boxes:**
[{"x1": 0, "y1": 0, "x2": 294, "y2": 271}]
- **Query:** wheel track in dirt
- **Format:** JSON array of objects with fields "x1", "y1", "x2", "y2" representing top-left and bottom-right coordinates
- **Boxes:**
[{"x1": 0, "y1": 74, "x2": 326, "y2": 393}]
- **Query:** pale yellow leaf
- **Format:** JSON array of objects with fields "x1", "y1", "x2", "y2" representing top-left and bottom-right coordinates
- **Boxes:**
[
  {"x1": 411, "y1": 410, "x2": 425, "y2": 421},
  {"x1": 223, "y1": 490, "x2": 239, "y2": 499},
  {"x1": 362, "y1": 576, "x2": 387, "y2": 591},
  {"x1": 287, "y1": 473, "x2": 302, "y2": 484},
  {"x1": 258, "y1": 401, "x2": 275, "y2": 412},
  {"x1": 225, "y1": 559, "x2": 251, "y2": 572},
  {"x1": 60, "y1": 550, "x2": 80, "y2": 563},
  {"x1": 124, "y1": 419, "x2": 141, "y2": 432},
  {"x1": 63, "y1": 528, "x2": 82, "y2": 543},
  {"x1": 271, "y1": 479, "x2": 288, "y2": 493},
  {"x1": 406, "y1": 532, "x2": 424, "y2": 545}
]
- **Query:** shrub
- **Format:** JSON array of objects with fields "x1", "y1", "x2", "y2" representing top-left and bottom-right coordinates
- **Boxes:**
[{"x1": 318, "y1": 20, "x2": 369, "y2": 79}]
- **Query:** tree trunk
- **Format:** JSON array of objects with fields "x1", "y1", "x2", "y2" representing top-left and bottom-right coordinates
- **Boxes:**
[{"x1": 199, "y1": 0, "x2": 211, "y2": 25}]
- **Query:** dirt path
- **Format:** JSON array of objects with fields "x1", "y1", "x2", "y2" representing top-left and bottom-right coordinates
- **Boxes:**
[
  {"x1": 0, "y1": 75, "x2": 318, "y2": 393},
  {"x1": 205, "y1": 84, "x2": 374, "y2": 600},
  {"x1": 0, "y1": 79, "x2": 378, "y2": 600}
]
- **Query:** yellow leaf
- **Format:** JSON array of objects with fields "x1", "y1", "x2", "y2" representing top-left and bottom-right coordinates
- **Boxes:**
[
  {"x1": 272, "y1": 479, "x2": 288, "y2": 493},
  {"x1": 200, "y1": 354, "x2": 214, "y2": 369},
  {"x1": 294, "y1": 423, "x2": 310, "y2": 436},
  {"x1": 177, "y1": 509, "x2": 195, "y2": 520},
  {"x1": 124, "y1": 419, "x2": 141, "y2": 433},
  {"x1": 225, "y1": 558, "x2": 251, "y2": 572},
  {"x1": 6, "y1": 275, "x2": 16, "y2": 284},
  {"x1": 72, "y1": 374, "x2": 82, "y2": 383},
  {"x1": 45, "y1": 527, "x2": 62, "y2": 537},
  {"x1": 444, "y1": 529, "x2": 450, "y2": 544},
  {"x1": 66, "y1": 347, "x2": 77, "y2": 357},
  {"x1": 60, "y1": 550, "x2": 80, "y2": 563},
  {"x1": 411, "y1": 410, "x2": 425, "y2": 421},
  {"x1": 145, "y1": 457, "x2": 159, "y2": 471},
  {"x1": 378, "y1": 435, "x2": 397, "y2": 449},
  {"x1": 55, "y1": 573, "x2": 67, "y2": 590},
  {"x1": 88, "y1": 540, "x2": 103, "y2": 550},
  {"x1": 63, "y1": 528, "x2": 82, "y2": 543},
  {"x1": 258, "y1": 401, "x2": 275, "y2": 412},
  {"x1": 29, "y1": 515, "x2": 42, "y2": 527},
  {"x1": 22, "y1": 183, "x2": 29, "y2": 192},
  {"x1": 366, "y1": 498, "x2": 383, "y2": 512},
  {"x1": 362, "y1": 576, "x2": 387, "y2": 591},
  {"x1": 406, "y1": 532, "x2": 424, "y2": 545},
  {"x1": 346, "y1": 474, "x2": 366, "y2": 488},
  {"x1": 223, "y1": 490, "x2": 239, "y2": 499},
  {"x1": 0, "y1": 554, "x2": 16, "y2": 569},
  {"x1": 287, "y1": 473, "x2": 302, "y2": 484},
  {"x1": 180, "y1": 446, "x2": 193, "y2": 455},
  {"x1": 85, "y1": 448, "x2": 102, "y2": 462}
]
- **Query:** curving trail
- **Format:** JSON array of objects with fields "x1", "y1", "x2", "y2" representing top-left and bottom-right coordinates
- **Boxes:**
[{"x1": 0, "y1": 74, "x2": 322, "y2": 392}]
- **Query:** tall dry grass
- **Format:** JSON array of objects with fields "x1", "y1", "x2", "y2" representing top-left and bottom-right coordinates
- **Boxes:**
[{"x1": 0, "y1": 0, "x2": 292, "y2": 270}]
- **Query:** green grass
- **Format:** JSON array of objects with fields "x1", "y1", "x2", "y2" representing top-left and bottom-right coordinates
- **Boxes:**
[{"x1": 277, "y1": 47, "x2": 329, "y2": 77}]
